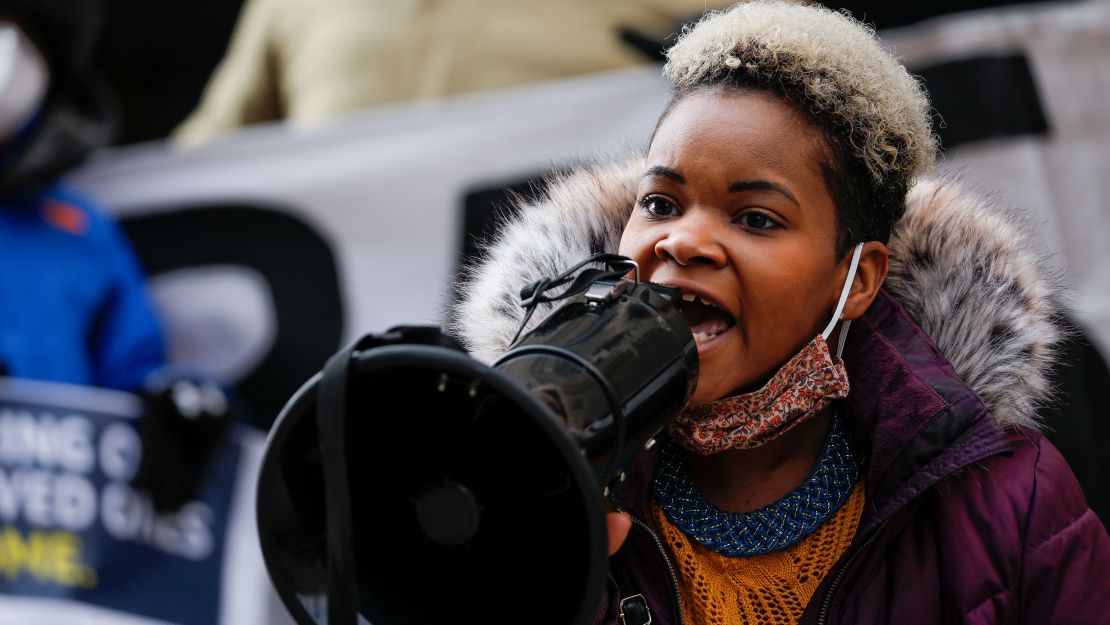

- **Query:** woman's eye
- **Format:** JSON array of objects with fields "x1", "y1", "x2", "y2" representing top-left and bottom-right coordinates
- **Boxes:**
[
  {"x1": 639, "y1": 196, "x2": 680, "y2": 218},
  {"x1": 736, "y1": 211, "x2": 781, "y2": 230}
]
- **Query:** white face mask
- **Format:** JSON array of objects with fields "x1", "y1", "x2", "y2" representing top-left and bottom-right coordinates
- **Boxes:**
[{"x1": 0, "y1": 23, "x2": 49, "y2": 142}]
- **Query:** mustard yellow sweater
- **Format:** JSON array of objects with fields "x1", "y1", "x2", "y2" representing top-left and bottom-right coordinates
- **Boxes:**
[{"x1": 651, "y1": 481, "x2": 865, "y2": 625}]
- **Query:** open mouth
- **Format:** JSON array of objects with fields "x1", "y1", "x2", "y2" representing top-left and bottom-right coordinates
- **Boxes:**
[{"x1": 679, "y1": 292, "x2": 736, "y2": 344}]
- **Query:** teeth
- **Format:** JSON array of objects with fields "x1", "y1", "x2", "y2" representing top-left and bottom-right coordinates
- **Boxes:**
[
  {"x1": 692, "y1": 330, "x2": 721, "y2": 343},
  {"x1": 680, "y1": 291, "x2": 719, "y2": 310}
]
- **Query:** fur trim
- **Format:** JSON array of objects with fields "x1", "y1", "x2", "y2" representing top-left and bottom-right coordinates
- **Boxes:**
[
  {"x1": 887, "y1": 177, "x2": 1064, "y2": 429},
  {"x1": 448, "y1": 157, "x2": 642, "y2": 363},
  {"x1": 449, "y1": 157, "x2": 1062, "y2": 430}
]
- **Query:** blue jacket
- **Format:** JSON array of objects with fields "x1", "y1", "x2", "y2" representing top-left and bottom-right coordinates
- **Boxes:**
[{"x1": 0, "y1": 182, "x2": 165, "y2": 390}]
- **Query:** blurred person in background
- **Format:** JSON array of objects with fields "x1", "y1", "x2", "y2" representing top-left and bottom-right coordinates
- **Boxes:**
[
  {"x1": 0, "y1": 10, "x2": 273, "y2": 625},
  {"x1": 175, "y1": 0, "x2": 736, "y2": 142},
  {"x1": 0, "y1": 0, "x2": 165, "y2": 390},
  {"x1": 0, "y1": 0, "x2": 236, "y2": 533}
]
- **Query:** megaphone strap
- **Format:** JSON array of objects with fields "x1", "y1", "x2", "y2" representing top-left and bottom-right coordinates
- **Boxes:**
[
  {"x1": 318, "y1": 335, "x2": 380, "y2": 625},
  {"x1": 511, "y1": 253, "x2": 639, "y2": 344}
]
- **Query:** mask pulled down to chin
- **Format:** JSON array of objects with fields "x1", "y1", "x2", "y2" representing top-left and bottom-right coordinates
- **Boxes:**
[
  {"x1": 669, "y1": 242, "x2": 864, "y2": 454},
  {"x1": 669, "y1": 333, "x2": 849, "y2": 454}
]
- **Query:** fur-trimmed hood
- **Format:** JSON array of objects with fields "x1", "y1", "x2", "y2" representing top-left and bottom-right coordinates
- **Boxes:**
[{"x1": 449, "y1": 156, "x2": 1063, "y2": 431}]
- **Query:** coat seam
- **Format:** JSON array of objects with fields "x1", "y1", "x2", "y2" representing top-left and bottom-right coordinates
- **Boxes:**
[
  {"x1": 1015, "y1": 437, "x2": 1042, "y2": 624},
  {"x1": 1023, "y1": 506, "x2": 1093, "y2": 557},
  {"x1": 965, "y1": 585, "x2": 1017, "y2": 619},
  {"x1": 1019, "y1": 434, "x2": 1092, "y2": 558}
]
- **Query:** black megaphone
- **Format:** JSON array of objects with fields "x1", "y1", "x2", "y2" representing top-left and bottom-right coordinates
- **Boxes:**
[{"x1": 256, "y1": 254, "x2": 698, "y2": 625}]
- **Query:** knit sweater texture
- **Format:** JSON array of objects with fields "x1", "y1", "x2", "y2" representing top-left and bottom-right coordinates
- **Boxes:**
[{"x1": 652, "y1": 482, "x2": 865, "y2": 624}]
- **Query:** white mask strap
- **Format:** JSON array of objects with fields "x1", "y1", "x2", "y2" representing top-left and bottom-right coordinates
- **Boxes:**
[
  {"x1": 821, "y1": 243, "x2": 864, "y2": 356},
  {"x1": 835, "y1": 318, "x2": 853, "y2": 359}
]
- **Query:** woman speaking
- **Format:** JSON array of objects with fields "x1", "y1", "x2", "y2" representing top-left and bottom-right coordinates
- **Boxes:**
[{"x1": 452, "y1": 1, "x2": 1110, "y2": 623}]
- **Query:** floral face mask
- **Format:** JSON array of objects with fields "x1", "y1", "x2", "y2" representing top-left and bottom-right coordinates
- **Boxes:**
[{"x1": 669, "y1": 243, "x2": 864, "y2": 455}]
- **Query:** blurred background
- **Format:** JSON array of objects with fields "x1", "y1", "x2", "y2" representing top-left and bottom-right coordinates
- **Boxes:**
[{"x1": 0, "y1": 0, "x2": 1107, "y2": 623}]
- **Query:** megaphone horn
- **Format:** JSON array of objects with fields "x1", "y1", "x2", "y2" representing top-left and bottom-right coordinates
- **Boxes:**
[{"x1": 257, "y1": 254, "x2": 698, "y2": 625}]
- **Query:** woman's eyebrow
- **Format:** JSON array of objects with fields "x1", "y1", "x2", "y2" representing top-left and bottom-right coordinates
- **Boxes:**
[
  {"x1": 729, "y1": 180, "x2": 800, "y2": 206},
  {"x1": 642, "y1": 166, "x2": 685, "y2": 184}
]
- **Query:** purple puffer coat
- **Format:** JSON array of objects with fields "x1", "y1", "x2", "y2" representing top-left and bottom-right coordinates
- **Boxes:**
[
  {"x1": 450, "y1": 160, "x2": 1110, "y2": 624},
  {"x1": 593, "y1": 290, "x2": 1110, "y2": 625}
]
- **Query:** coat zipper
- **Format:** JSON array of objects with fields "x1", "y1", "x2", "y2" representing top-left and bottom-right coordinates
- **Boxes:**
[
  {"x1": 815, "y1": 520, "x2": 888, "y2": 625},
  {"x1": 630, "y1": 515, "x2": 686, "y2": 625}
]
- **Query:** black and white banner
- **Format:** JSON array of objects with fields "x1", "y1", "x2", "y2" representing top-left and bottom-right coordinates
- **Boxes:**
[{"x1": 70, "y1": 3, "x2": 1110, "y2": 383}]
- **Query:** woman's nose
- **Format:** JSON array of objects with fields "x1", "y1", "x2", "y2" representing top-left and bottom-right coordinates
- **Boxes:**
[{"x1": 654, "y1": 214, "x2": 727, "y2": 267}]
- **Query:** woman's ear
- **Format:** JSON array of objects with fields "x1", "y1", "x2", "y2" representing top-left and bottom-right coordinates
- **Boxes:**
[{"x1": 841, "y1": 241, "x2": 888, "y2": 321}]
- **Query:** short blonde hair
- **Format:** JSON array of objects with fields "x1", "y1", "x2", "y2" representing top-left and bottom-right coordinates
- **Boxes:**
[
  {"x1": 662, "y1": 1, "x2": 936, "y2": 250},
  {"x1": 666, "y1": 0, "x2": 935, "y2": 183}
]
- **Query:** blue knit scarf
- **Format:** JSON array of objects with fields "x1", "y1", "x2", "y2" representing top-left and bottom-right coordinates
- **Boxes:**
[{"x1": 652, "y1": 415, "x2": 859, "y2": 557}]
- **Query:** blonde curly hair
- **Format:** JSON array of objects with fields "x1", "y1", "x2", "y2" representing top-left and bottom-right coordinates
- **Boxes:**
[{"x1": 662, "y1": 1, "x2": 937, "y2": 250}]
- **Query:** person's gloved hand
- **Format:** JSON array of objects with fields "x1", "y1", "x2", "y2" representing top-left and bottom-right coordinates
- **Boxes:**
[{"x1": 132, "y1": 369, "x2": 237, "y2": 513}]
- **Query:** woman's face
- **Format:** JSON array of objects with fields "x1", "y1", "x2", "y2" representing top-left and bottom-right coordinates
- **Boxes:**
[{"x1": 619, "y1": 89, "x2": 851, "y2": 405}]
